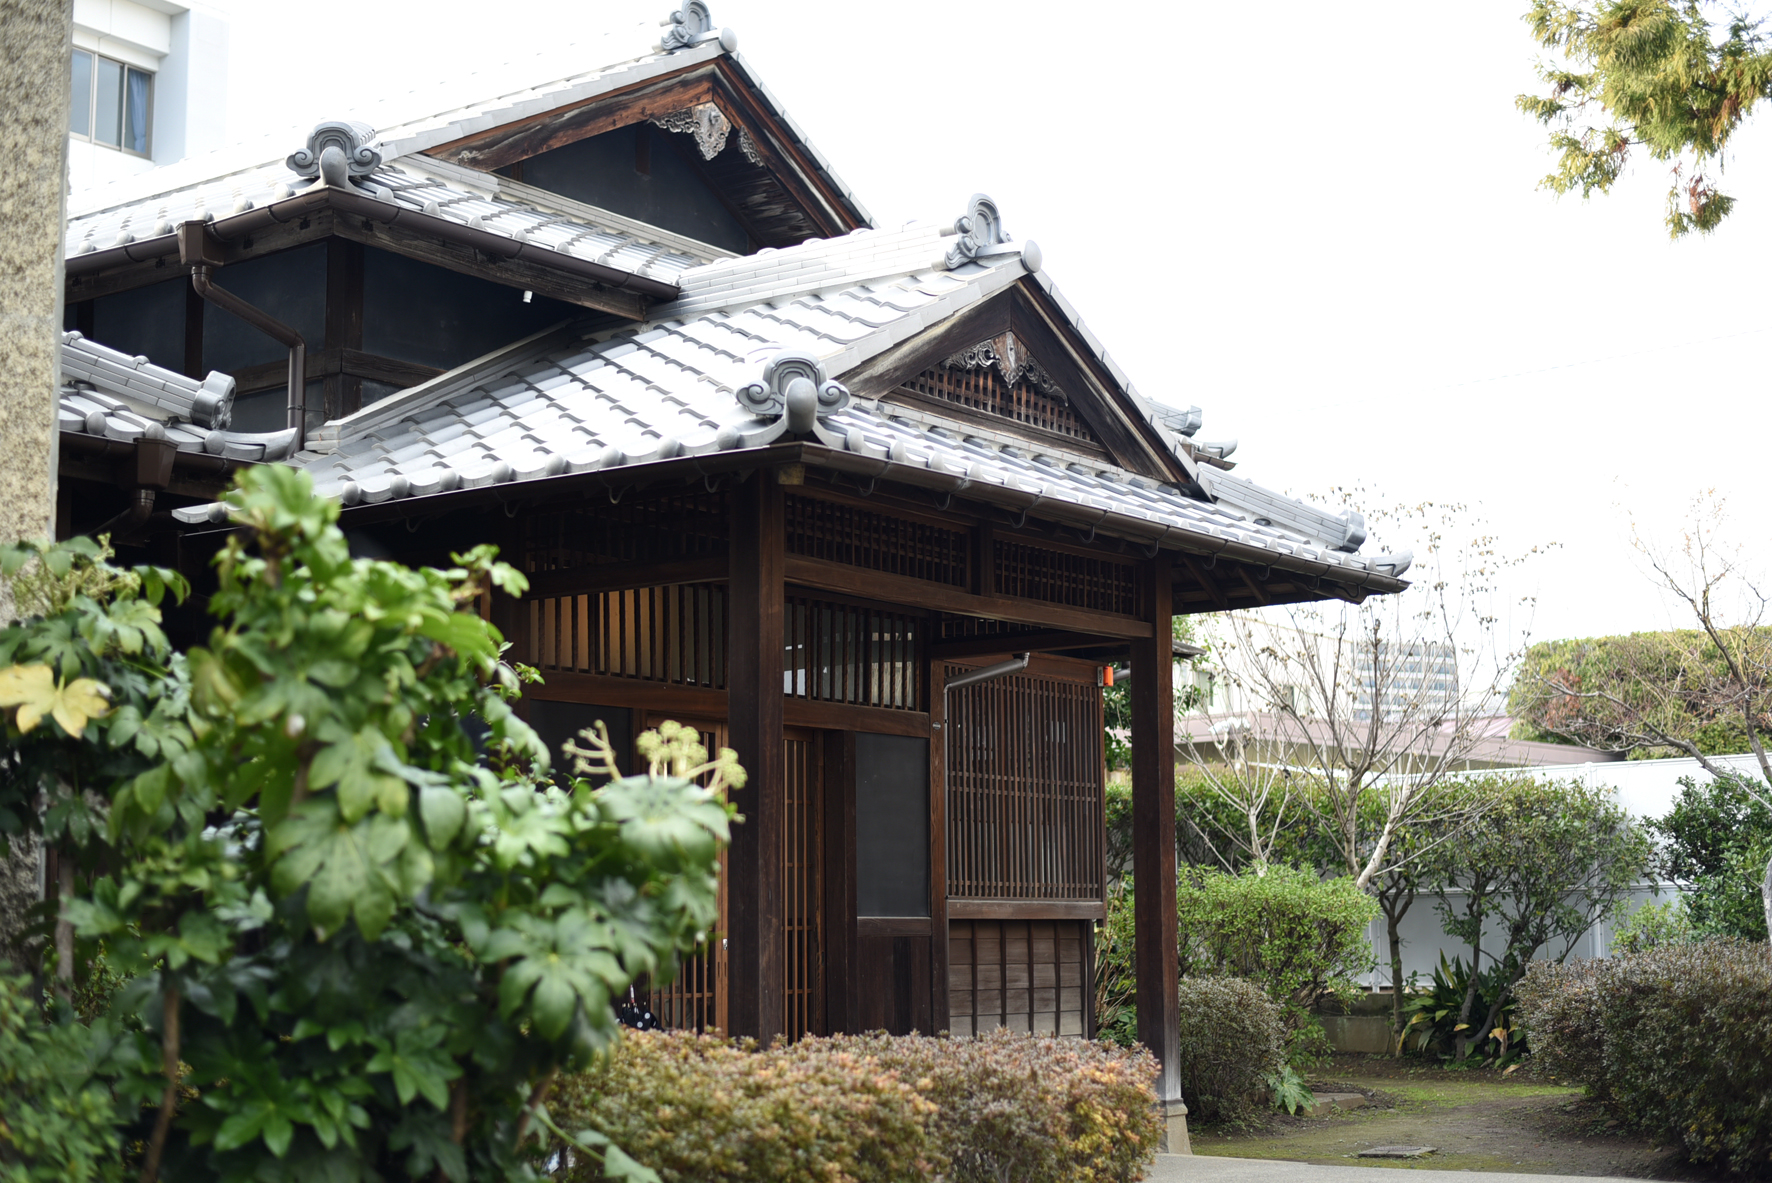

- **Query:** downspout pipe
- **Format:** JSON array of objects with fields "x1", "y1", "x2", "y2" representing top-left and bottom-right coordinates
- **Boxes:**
[{"x1": 179, "y1": 222, "x2": 307, "y2": 451}]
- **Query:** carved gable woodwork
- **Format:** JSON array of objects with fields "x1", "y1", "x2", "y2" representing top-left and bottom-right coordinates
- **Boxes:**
[{"x1": 895, "y1": 331, "x2": 1108, "y2": 455}]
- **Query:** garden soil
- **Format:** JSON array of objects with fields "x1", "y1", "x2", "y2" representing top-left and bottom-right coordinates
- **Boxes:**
[{"x1": 1185, "y1": 1055, "x2": 1724, "y2": 1180}]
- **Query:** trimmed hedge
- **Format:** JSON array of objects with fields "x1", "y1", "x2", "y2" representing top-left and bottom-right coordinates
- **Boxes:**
[
  {"x1": 1174, "y1": 977, "x2": 1286, "y2": 1123},
  {"x1": 550, "y1": 1029, "x2": 1162, "y2": 1183},
  {"x1": 1517, "y1": 940, "x2": 1772, "y2": 1174}
]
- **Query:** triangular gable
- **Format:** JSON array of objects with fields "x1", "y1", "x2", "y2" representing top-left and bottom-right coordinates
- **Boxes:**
[
  {"x1": 894, "y1": 331, "x2": 1114, "y2": 460},
  {"x1": 842, "y1": 282, "x2": 1196, "y2": 487},
  {"x1": 422, "y1": 53, "x2": 868, "y2": 250}
]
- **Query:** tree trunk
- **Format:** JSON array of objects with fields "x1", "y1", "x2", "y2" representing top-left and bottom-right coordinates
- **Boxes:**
[
  {"x1": 53, "y1": 848, "x2": 73, "y2": 1005},
  {"x1": 1387, "y1": 908, "x2": 1406, "y2": 1054},
  {"x1": 1762, "y1": 850, "x2": 1772, "y2": 944}
]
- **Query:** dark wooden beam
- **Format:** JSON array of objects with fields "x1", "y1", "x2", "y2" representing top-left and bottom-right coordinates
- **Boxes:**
[
  {"x1": 331, "y1": 218, "x2": 648, "y2": 319},
  {"x1": 325, "y1": 238, "x2": 365, "y2": 419},
  {"x1": 945, "y1": 899, "x2": 1106, "y2": 921},
  {"x1": 727, "y1": 469, "x2": 786, "y2": 1044},
  {"x1": 230, "y1": 348, "x2": 445, "y2": 397},
  {"x1": 784, "y1": 556, "x2": 1151, "y2": 640},
  {"x1": 66, "y1": 211, "x2": 333, "y2": 303},
  {"x1": 427, "y1": 74, "x2": 715, "y2": 172},
  {"x1": 931, "y1": 629, "x2": 1130, "y2": 660},
  {"x1": 1130, "y1": 553, "x2": 1183, "y2": 1120},
  {"x1": 1175, "y1": 552, "x2": 1230, "y2": 612},
  {"x1": 1235, "y1": 565, "x2": 1272, "y2": 606}
]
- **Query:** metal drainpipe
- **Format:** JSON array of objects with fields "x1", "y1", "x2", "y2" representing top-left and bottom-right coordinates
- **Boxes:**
[
  {"x1": 190, "y1": 267, "x2": 306, "y2": 450},
  {"x1": 178, "y1": 222, "x2": 307, "y2": 451}
]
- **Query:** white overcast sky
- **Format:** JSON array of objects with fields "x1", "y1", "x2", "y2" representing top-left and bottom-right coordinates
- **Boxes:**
[{"x1": 200, "y1": 0, "x2": 1772, "y2": 645}]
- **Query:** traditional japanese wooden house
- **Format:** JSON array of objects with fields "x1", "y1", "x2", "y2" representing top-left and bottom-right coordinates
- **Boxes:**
[{"x1": 51, "y1": 2, "x2": 1411, "y2": 1146}]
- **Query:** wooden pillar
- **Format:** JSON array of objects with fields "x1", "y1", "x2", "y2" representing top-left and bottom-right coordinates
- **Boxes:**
[
  {"x1": 928, "y1": 649, "x2": 950, "y2": 1034},
  {"x1": 727, "y1": 469, "x2": 785, "y2": 1043},
  {"x1": 1131, "y1": 553, "x2": 1187, "y2": 1149},
  {"x1": 324, "y1": 238, "x2": 365, "y2": 420}
]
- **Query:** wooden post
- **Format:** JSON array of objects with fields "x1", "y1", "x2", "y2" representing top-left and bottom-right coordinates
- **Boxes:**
[
  {"x1": 324, "y1": 238, "x2": 365, "y2": 420},
  {"x1": 1131, "y1": 552, "x2": 1187, "y2": 1151},
  {"x1": 928, "y1": 649, "x2": 950, "y2": 1034},
  {"x1": 727, "y1": 469, "x2": 785, "y2": 1043}
]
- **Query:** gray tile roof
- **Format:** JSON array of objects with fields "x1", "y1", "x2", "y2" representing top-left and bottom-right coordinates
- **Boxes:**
[
  {"x1": 59, "y1": 332, "x2": 300, "y2": 462},
  {"x1": 66, "y1": 159, "x2": 709, "y2": 286},
  {"x1": 157, "y1": 219, "x2": 1408, "y2": 586}
]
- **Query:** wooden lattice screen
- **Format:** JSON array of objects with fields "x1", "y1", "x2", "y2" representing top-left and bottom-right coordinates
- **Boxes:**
[
  {"x1": 945, "y1": 666, "x2": 1105, "y2": 902},
  {"x1": 903, "y1": 356, "x2": 1092, "y2": 443},
  {"x1": 994, "y1": 540, "x2": 1139, "y2": 615},
  {"x1": 784, "y1": 597, "x2": 922, "y2": 711},
  {"x1": 526, "y1": 489, "x2": 728, "y2": 570},
  {"x1": 948, "y1": 919, "x2": 1089, "y2": 1037},
  {"x1": 782, "y1": 730, "x2": 823, "y2": 1039},
  {"x1": 786, "y1": 495, "x2": 969, "y2": 586},
  {"x1": 529, "y1": 583, "x2": 728, "y2": 688},
  {"x1": 635, "y1": 721, "x2": 824, "y2": 1042}
]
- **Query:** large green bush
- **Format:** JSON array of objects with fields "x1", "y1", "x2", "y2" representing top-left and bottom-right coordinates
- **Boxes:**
[
  {"x1": 552, "y1": 1029, "x2": 1162, "y2": 1183},
  {"x1": 0, "y1": 974, "x2": 125, "y2": 1182},
  {"x1": 1172, "y1": 977, "x2": 1285, "y2": 1123},
  {"x1": 1651, "y1": 773, "x2": 1772, "y2": 942},
  {"x1": 1517, "y1": 941, "x2": 1772, "y2": 1174},
  {"x1": 0, "y1": 467, "x2": 737, "y2": 1182},
  {"x1": 1096, "y1": 867, "x2": 1373, "y2": 1066}
]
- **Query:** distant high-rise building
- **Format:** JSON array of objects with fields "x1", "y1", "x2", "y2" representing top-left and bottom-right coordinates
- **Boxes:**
[{"x1": 1354, "y1": 640, "x2": 1458, "y2": 720}]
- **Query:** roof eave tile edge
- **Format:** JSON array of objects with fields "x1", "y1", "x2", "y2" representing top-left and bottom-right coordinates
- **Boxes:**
[{"x1": 304, "y1": 318, "x2": 586, "y2": 455}]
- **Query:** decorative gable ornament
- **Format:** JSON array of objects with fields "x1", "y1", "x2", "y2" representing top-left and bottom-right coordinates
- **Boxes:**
[
  {"x1": 944, "y1": 193, "x2": 1041, "y2": 272},
  {"x1": 658, "y1": 2, "x2": 738, "y2": 53},
  {"x1": 652, "y1": 104, "x2": 733, "y2": 161},
  {"x1": 288, "y1": 121, "x2": 390, "y2": 199},
  {"x1": 944, "y1": 331, "x2": 1063, "y2": 398}
]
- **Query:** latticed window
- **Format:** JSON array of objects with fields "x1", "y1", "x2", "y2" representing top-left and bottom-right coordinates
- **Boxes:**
[
  {"x1": 945, "y1": 666, "x2": 1105, "y2": 901},
  {"x1": 993, "y1": 540, "x2": 1139, "y2": 615},
  {"x1": 900, "y1": 332, "x2": 1095, "y2": 443},
  {"x1": 785, "y1": 495, "x2": 968, "y2": 586},
  {"x1": 784, "y1": 598, "x2": 922, "y2": 710}
]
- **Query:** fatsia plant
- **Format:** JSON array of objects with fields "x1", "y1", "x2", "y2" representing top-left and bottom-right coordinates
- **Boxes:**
[{"x1": 0, "y1": 466, "x2": 736, "y2": 1182}]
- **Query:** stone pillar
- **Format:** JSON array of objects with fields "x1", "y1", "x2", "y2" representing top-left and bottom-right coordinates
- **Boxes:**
[{"x1": 0, "y1": 0, "x2": 71, "y2": 972}]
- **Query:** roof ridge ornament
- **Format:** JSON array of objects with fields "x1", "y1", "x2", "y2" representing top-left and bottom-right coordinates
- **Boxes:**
[
  {"x1": 944, "y1": 193, "x2": 1041, "y2": 272},
  {"x1": 288, "y1": 121, "x2": 390, "y2": 199},
  {"x1": 658, "y1": 2, "x2": 739, "y2": 53},
  {"x1": 736, "y1": 351, "x2": 851, "y2": 435}
]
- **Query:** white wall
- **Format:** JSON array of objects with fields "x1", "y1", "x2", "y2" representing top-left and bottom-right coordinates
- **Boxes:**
[
  {"x1": 68, "y1": 0, "x2": 229, "y2": 194},
  {"x1": 1362, "y1": 754, "x2": 1765, "y2": 989}
]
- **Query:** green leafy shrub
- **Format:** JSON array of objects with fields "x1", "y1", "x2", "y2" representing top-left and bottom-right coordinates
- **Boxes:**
[
  {"x1": 1651, "y1": 773, "x2": 1772, "y2": 942},
  {"x1": 1611, "y1": 897, "x2": 1696, "y2": 954},
  {"x1": 0, "y1": 973, "x2": 125, "y2": 1182},
  {"x1": 552, "y1": 1029, "x2": 1162, "y2": 1183},
  {"x1": 1517, "y1": 940, "x2": 1772, "y2": 1173},
  {"x1": 1172, "y1": 976, "x2": 1285, "y2": 1123},
  {"x1": 0, "y1": 467, "x2": 739, "y2": 1182},
  {"x1": 1176, "y1": 867, "x2": 1374, "y2": 1063}
]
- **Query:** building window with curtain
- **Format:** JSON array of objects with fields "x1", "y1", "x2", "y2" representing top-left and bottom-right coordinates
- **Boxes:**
[{"x1": 70, "y1": 49, "x2": 152, "y2": 156}]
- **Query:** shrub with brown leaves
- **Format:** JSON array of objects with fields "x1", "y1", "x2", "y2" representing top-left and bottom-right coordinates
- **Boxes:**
[{"x1": 1517, "y1": 940, "x2": 1772, "y2": 1174}]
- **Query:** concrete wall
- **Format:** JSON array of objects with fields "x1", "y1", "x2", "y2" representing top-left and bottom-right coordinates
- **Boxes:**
[{"x1": 0, "y1": 0, "x2": 72, "y2": 971}]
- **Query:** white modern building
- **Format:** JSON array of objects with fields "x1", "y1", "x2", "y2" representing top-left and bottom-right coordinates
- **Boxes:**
[{"x1": 67, "y1": 0, "x2": 230, "y2": 191}]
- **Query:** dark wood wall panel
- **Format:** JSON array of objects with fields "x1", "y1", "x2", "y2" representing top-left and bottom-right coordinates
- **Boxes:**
[
  {"x1": 527, "y1": 489, "x2": 729, "y2": 570},
  {"x1": 945, "y1": 665, "x2": 1105, "y2": 903},
  {"x1": 856, "y1": 933, "x2": 934, "y2": 1036},
  {"x1": 948, "y1": 919, "x2": 1088, "y2": 1038}
]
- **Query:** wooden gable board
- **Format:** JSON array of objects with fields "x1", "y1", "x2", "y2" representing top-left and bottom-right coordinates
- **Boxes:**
[
  {"x1": 841, "y1": 281, "x2": 1192, "y2": 486},
  {"x1": 425, "y1": 59, "x2": 866, "y2": 248}
]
